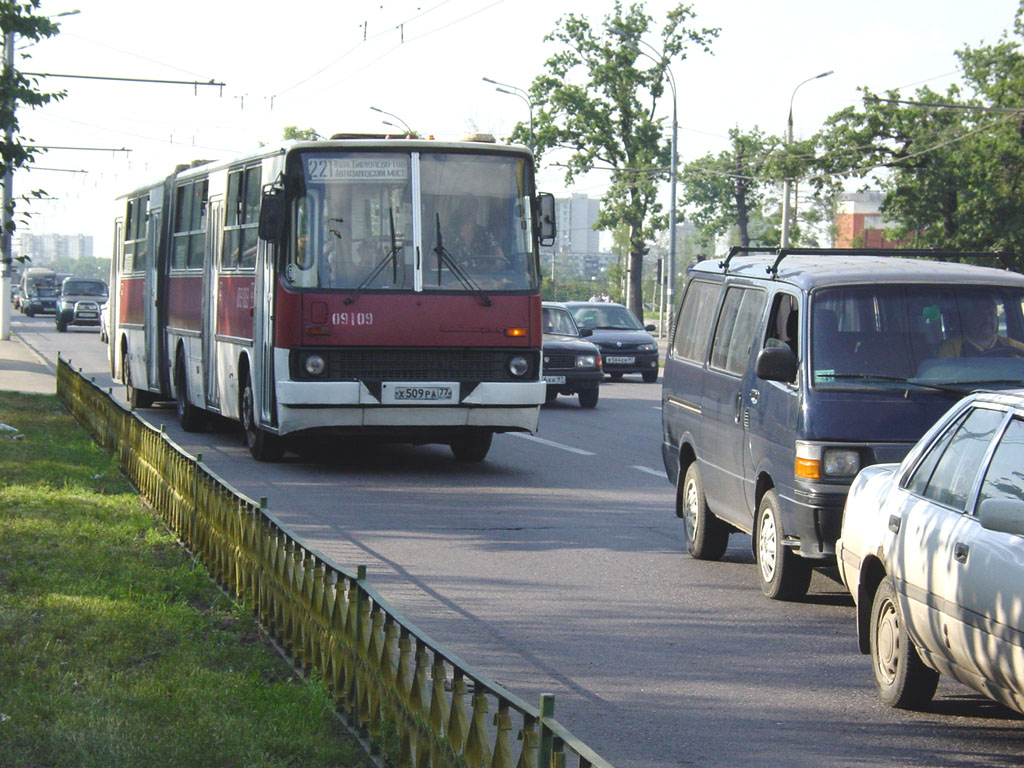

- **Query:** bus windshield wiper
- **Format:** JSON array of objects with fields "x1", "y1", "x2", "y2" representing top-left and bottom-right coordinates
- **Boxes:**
[
  {"x1": 343, "y1": 208, "x2": 402, "y2": 305},
  {"x1": 433, "y1": 213, "x2": 492, "y2": 306}
]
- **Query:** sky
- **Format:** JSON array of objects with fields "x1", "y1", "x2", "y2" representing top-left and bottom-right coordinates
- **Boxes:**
[{"x1": 14, "y1": 0, "x2": 1023, "y2": 259}]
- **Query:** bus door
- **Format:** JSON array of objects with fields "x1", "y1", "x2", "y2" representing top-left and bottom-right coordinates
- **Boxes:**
[
  {"x1": 253, "y1": 236, "x2": 276, "y2": 428},
  {"x1": 146, "y1": 206, "x2": 166, "y2": 393},
  {"x1": 203, "y1": 196, "x2": 222, "y2": 410}
]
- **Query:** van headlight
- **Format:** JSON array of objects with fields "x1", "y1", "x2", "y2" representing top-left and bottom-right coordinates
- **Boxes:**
[{"x1": 795, "y1": 442, "x2": 861, "y2": 479}]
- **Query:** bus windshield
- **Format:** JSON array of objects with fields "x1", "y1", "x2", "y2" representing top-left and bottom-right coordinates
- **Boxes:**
[{"x1": 284, "y1": 150, "x2": 540, "y2": 293}]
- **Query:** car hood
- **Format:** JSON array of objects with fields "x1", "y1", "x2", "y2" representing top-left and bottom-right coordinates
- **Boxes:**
[
  {"x1": 586, "y1": 328, "x2": 655, "y2": 346},
  {"x1": 542, "y1": 334, "x2": 600, "y2": 353}
]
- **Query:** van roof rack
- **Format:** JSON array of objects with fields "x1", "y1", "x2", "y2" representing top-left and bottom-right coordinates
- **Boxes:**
[{"x1": 719, "y1": 246, "x2": 1016, "y2": 277}]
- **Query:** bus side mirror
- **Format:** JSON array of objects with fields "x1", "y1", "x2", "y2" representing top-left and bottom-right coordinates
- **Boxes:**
[
  {"x1": 537, "y1": 192, "x2": 556, "y2": 247},
  {"x1": 258, "y1": 188, "x2": 286, "y2": 243}
]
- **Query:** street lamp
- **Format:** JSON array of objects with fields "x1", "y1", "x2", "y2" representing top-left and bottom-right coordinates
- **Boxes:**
[
  {"x1": 780, "y1": 70, "x2": 832, "y2": 249},
  {"x1": 1, "y1": 8, "x2": 79, "y2": 341},
  {"x1": 369, "y1": 105, "x2": 413, "y2": 135},
  {"x1": 482, "y1": 77, "x2": 534, "y2": 153},
  {"x1": 615, "y1": 36, "x2": 677, "y2": 338}
]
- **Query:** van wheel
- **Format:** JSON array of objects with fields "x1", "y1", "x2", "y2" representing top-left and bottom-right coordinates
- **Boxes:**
[
  {"x1": 756, "y1": 490, "x2": 811, "y2": 600},
  {"x1": 870, "y1": 580, "x2": 939, "y2": 709},
  {"x1": 175, "y1": 356, "x2": 207, "y2": 433},
  {"x1": 450, "y1": 429, "x2": 492, "y2": 462},
  {"x1": 241, "y1": 374, "x2": 284, "y2": 461},
  {"x1": 681, "y1": 463, "x2": 729, "y2": 560},
  {"x1": 123, "y1": 349, "x2": 155, "y2": 409}
]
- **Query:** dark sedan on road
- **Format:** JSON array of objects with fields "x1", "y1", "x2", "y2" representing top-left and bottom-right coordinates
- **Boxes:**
[
  {"x1": 562, "y1": 300, "x2": 659, "y2": 382},
  {"x1": 542, "y1": 302, "x2": 603, "y2": 408}
]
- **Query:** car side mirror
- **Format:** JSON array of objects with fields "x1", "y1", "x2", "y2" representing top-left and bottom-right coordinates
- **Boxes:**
[
  {"x1": 755, "y1": 345, "x2": 798, "y2": 383},
  {"x1": 644, "y1": 324, "x2": 656, "y2": 332},
  {"x1": 978, "y1": 498, "x2": 1024, "y2": 537},
  {"x1": 580, "y1": 328, "x2": 593, "y2": 338},
  {"x1": 258, "y1": 188, "x2": 286, "y2": 243}
]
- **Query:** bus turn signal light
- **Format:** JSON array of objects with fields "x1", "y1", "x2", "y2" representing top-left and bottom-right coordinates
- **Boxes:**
[{"x1": 505, "y1": 327, "x2": 527, "y2": 337}]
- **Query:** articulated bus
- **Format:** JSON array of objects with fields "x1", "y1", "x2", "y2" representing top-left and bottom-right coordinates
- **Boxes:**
[{"x1": 109, "y1": 133, "x2": 556, "y2": 461}]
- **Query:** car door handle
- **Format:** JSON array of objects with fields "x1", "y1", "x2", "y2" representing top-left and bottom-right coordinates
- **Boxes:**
[{"x1": 954, "y1": 542, "x2": 969, "y2": 564}]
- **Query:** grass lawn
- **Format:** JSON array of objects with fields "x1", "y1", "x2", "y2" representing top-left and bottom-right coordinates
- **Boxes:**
[{"x1": 0, "y1": 392, "x2": 368, "y2": 768}]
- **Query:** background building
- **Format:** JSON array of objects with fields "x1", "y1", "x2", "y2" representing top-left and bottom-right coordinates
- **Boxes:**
[
  {"x1": 540, "y1": 193, "x2": 614, "y2": 280},
  {"x1": 17, "y1": 232, "x2": 95, "y2": 265},
  {"x1": 834, "y1": 191, "x2": 906, "y2": 248}
]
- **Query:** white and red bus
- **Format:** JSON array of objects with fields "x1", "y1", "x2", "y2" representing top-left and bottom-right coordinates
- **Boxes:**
[{"x1": 109, "y1": 133, "x2": 556, "y2": 461}]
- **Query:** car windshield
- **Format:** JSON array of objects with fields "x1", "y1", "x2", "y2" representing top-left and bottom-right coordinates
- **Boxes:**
[
  {"x1": 542, "y1": 306, "x2": 579, "y2": 336},
  {"x1": 64, "y1": 280, "x2": 106, "y2": 296},
  {"x1": 570, "y1": 304, "x2": 642, "y2": 331},
  {"x1": 812, "y1": 284, "x2": 1024, "y2": 390}
]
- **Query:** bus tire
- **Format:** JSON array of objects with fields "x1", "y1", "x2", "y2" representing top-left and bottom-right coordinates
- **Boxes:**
[
  {"x1": 241, "y1": 374, "x2": 284, "y2": 462},
  {"x1": 123, "y1": 349, "x2": 155, "y2": 409},
  {"x1": 450, "y1": 429, "x2": 492, "y2": 462},
  {"x1": 175, "y1": 355, "x2": 207, "y2": 433}
]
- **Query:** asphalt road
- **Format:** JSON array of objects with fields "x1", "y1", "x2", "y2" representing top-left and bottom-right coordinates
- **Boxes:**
[{"x1": 13, "y1": 312, "x2": 1024, "y2": 768}]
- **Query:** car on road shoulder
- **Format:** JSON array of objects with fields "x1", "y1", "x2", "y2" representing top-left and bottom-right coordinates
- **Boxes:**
[
  {"x1": 542, "y1": 302, "x2": 602, "y2": 408},
  {"x1": 837, "y1": 389, "x2": 1024, "y2": 715},
  {"x1": 562, "y1": 300, "x2": 659, "y2": 382},
  {"x1": 55, "y1": 277, "x2": 108, "y2": 332}
]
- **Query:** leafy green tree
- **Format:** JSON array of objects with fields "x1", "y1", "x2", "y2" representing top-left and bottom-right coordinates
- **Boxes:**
[
  {"x1": 0, "y1": 1, "x2": 64, "y2": 244},
  {"x1": 282, "y1": 126, "x2": 320, "y2": 141},
  {"x1": 813, "y1": 2, "x2": 1024, "y2": 268},
  {"x1": 680, "y1": 126, "x2": 780, "y2": 248},
  {"x1": 518, "y1": 1, "x2": 717, "y2": 315}
]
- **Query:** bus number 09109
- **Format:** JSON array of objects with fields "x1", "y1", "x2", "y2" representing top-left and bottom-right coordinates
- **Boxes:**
[{"x1": 332, "y1": 312, "x2": 374, "y2": 326}]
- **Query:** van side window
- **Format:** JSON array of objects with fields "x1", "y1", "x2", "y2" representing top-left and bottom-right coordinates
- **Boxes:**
[
  {"x1": 672, "y1": 279, "x2": 719, "y2": 362},
  {"x1": 709, "y1": 286, "x2": 766, "y2": 376},
  {"x1": 765, "y1": 293, "x2": 798, "y2": 356}
]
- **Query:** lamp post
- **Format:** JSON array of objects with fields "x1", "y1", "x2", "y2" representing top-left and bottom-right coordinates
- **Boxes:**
[
  {"x1": 482, "y1": 77, "x2": 534, "y2": 153},
  {"x1": 615, "y1": 37, "x2": 677, "y2": 337},
  {"x1": 369, "y1": 105, "x2": 413, "y2": 136},
  {"x1": 780, "y1": 70, "x2": 832, "y2": 249},
  {"x1": 1, "y1": 8, "x2": 79, "y2": 341}
]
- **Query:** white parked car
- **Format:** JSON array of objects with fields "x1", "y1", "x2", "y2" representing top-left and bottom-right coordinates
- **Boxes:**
[{"x1": 837, "y1": 390, "x2": 1024, "y2": 714}]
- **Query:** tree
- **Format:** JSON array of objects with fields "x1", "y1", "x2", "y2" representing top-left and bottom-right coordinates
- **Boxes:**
[
  {"x1": 0, "y1": 1, "x2": 64, "y2": 240},
  {"x1": 813, "y1": 2, "x2": 1024, "y2": 268},
  {"x1": 680, "y1": 126, "x2": 781, "y2": 248},
  {"x1": 519, "y1": 1, "x2": 717, "y2": 316},
  {"x1": 282, "y1": 126, "x2": 320, "y2": 141}
]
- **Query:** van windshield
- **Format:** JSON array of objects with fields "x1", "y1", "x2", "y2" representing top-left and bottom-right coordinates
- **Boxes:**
[{"x1": 812, "y1": 284, "x2": 1024, "y2": 390}]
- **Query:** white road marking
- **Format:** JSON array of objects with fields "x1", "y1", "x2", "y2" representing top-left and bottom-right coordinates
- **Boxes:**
[
  {"x1": 632, "y1": 465, "x2": 668, "y2": 478},
  {"x1": 509, "y1": 433, "x2": 596, "y2": 456}
]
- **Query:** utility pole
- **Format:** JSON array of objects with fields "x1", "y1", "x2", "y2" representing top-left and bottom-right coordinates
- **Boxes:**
[{"x1": 1, "y1": 26, "x2": 16, "y2": 341}]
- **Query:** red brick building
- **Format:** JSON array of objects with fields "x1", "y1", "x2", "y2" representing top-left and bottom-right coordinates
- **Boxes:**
[{"x1": 834, "y1": 191, "x2": 908, "y2": 248}]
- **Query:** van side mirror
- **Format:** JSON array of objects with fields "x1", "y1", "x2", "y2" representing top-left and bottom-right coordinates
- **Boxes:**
[
  {"x1": 978, "y1": 498, "x2": 1024, "y2": 537},
  {"x1": 258, "y1": 188, "x2": 286, "y2": 243},
  {"x1": 755, "y1": 345, "x2": 797, "y2": 383},
  {"x1": 537, "y1": 192, "x2": 556, "y2": 246}
]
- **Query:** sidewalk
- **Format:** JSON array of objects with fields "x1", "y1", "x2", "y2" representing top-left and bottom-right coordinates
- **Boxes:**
[{"x1": 0, "y1": 332, "x2": 57, "y2": 395}]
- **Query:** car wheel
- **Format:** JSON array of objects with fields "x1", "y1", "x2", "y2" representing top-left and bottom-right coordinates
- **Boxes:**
[
  {"x1": 450, "y1": 429, "x2": 492, "y2": 462},
  {"x1": 870, "y1": 580, "x2": 939, "y2": 709},
  {"x1": 175, "y1": 355, "x2": 207, "y2": 433},
  {"x1": 241, "y1": 374, "x2": 284, "y2": 461},
  {"x1": 56, "y1": 317, "x2": 66, "y2": 332},
  {"x1": 123, "y1": 349, "x2": 155, "y2": 409},
  {"x1": 545, "y1": 388, "x2": 559, "y2": 403},
  {"x1": 609, "y1": 372, "x2": 623, "y2": 380},
  {"x1": 680, "y1": 463, "x2": 729, "y2": 560},
  {"x1": 578, "y1": 388, "x2": 599, "y2": 409},
  {"x1": 642, "y1": 369, "x2": 658, "y2": 383},
  {"x1": 756, "y1": 490, "x2": 811, "y2": 600}
]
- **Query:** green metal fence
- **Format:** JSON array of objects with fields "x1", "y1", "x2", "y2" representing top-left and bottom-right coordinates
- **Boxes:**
[{"x1": 57, "y1": 358, "x2": 616, "y2": 768}]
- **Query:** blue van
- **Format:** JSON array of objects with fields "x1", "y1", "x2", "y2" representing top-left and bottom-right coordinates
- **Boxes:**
[{"x1": 661, "y1": 248, "x2": 1024, "y2": 600}]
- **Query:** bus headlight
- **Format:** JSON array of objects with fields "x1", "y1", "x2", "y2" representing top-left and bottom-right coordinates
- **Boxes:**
[
  {"x1": 507, "y1": 355, "x2": 530, "y2": 378},
  {"x1": 304, "y1": 354, "x2": 326, "y2": 377}
]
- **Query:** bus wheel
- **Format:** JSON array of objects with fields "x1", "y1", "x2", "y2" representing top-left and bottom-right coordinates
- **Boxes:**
[
  {"x1": 175, "y1": 356, "x2": 207, "y2": 433},
  {"x1": 123, "y1": 349, "x2": 155, "y2": 409},
  {"x1": 241, "y1": 374, "x2": 284, "y2": 462},
  {"x1": 450, "y1": 429, "x2": 492, "y2": 462}
]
